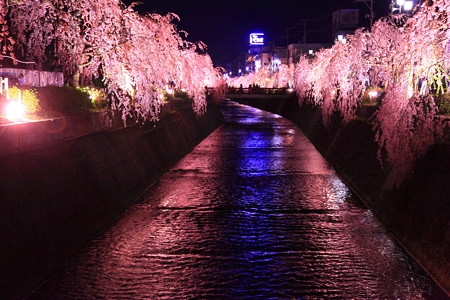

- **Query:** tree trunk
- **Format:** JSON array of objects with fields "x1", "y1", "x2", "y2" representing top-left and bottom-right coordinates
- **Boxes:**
[{"x1": 72, "y1": 72, "x2": 80, "y2": 87}]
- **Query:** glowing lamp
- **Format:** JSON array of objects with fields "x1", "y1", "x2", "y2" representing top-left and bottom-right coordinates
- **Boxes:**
[
  {"x1": 308, "y1": 50, "x2": 314, "y2": 55},
  {"x1": 5, "y1": 101, "x2": 25, "y2": 121},
  {"x1": 337, "y1": 35, "x2": 347, "y2": 43},
  {"x1": 403, "y1": 1, "x2": 413, "y2": 11},
  {"x1": 407, "y1": 86, "x2": 414, "y2": 98},
  {"x1": 368, "y1": 91, "x2": 379, "y2": 98}
]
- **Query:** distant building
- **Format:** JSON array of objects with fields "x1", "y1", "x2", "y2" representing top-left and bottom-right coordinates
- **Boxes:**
[
  {"x1": 332, "y1": 9, "x2": 360, "y2": 42},
  {"x1": 246, "y1": 32, "x2": 266, "y2": 73},
  {"x1": 271, "y1": 47, "x2": 288, "y2": 71},
  {"x1": 288, "y1": 43, "x2": 332, "y2": 66},
  {"x1": 242, "y1": 31, "x2": 333, "y2": 73}
]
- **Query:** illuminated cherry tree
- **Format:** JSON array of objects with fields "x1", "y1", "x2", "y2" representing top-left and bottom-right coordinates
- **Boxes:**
[
  {"x1": 226, "y1": 65, "x2": 289, "y2": 89},
  {"x1": 292, "y1": 28, "x2": 372, "y2": 125},
  {"x1": 4, "y1": 0, "x2": 224, "y2": 122},
  {"x1": 0, "y1": 1, "x2": 14, "y2": 61},
  {"x1": 293, "y1": 1, "x2": 448, "y2": 187},
  {"x1": 293, "y1": 55, "x2": 314, "y2": 102},
  {"x1": 372, "y1": 2, "x2": 448, "y2": 186},
  {"x1": 272, "y1": 64, "x2": 294, "y2": 88}
]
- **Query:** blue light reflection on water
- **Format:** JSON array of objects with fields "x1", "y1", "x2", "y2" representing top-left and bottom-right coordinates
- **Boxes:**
[
  {"x1": 31, "y1": 101, "x2": 448, "y2": 299},
  {"x1": 218, "y1": 106, "x2": 332, "y2": 298},
  {"x1": 223, "y1": 111, "x2": 289, "y2": 297}
]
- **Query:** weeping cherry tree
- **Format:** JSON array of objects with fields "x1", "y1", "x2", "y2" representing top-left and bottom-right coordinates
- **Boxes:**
[{"x1": 4, "y1": 0, "x2": 225, "y2": 122}]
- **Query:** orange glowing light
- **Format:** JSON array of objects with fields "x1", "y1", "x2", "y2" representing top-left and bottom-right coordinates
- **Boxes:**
[{"x1": 5, "y1": 100, "x2": 25, "y2": 121}]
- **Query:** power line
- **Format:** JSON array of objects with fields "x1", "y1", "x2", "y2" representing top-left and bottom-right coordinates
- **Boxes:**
[{"x1": 2, "y1": 55, "x2": 36, "y2": 64}]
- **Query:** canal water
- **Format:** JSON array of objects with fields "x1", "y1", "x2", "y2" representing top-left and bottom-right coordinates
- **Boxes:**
[{"x1": 32, "y1": 100, "x2": 447, "y2": 299}]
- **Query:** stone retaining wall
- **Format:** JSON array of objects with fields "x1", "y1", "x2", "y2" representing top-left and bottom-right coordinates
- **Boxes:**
[{"x1": 0, "y1": 102, "x2": 223, "y2": 299}]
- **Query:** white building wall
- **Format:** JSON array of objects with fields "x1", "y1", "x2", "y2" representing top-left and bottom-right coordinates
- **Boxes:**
[{"x1": 0, "y1": 68, "x2": 64, "y2": 87}]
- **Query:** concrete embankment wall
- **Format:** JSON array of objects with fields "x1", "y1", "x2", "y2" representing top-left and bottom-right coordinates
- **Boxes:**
[
  {"x1": 0, "y1": 101, "x2": 223, "y2": 299},
  {"x1": 232, "y1": 97, "x2": 450, "y2": 295}
]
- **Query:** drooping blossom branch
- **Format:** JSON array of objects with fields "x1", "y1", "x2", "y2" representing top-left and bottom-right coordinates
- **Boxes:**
[
  {"x1": 292, "y1": 1, "x2": 448, "y2": 187},
  {"x1": 4, "y1": 0, "x2": 224, "y2": 122}
]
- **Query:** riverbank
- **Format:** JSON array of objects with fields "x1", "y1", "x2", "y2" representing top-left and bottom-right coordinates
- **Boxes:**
[
  {"x1": 231, "y1": 96, "x2": 449, "y2": 295},
  {"x1": 0, "y1": 100, "x2": 223, "y2": 299}
]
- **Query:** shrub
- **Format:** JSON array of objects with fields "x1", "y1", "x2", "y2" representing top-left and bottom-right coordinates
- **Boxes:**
[
  {"x1": 8, "y1": 86, "x2": 40, "y2": 113},
  {"x1": 77, "y1": 86, "x2": 108, "y2": 109},
  {"x1": 435, "y1": 93, "x2": 450, "y2": 115},
  {"x1": 34, "y1": 85, "x2": 92, "y2": 115}
]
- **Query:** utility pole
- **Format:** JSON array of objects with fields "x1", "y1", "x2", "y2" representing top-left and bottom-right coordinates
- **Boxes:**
[
  {"x1": 284, "y1": 26, "x2": 297, "y2": 66},
  {"x1": 286, "y1": 29, "x2": 290, "y2": 67},
  {"x1": 303, "y1": 20, "x2": 307, "y2": 43},
  {"x1": 355, "y1": 0, "x2": 374, "y2": 30},
  {"x1": 285, "y1": 28, "x2": 289, "y2": 47}
]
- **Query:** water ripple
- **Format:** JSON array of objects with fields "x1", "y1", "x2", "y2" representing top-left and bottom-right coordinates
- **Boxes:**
[{"x1": 31, "y1": 101, "x2": 447, "y2": 299}]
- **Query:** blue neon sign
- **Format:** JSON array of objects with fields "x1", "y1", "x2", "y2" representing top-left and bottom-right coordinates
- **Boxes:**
[{"x1": 249, "y1": 33, "x2": 264, "y2": 46}]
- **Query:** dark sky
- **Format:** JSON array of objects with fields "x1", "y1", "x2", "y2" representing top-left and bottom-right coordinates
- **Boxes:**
[{"x1": 123, "y1": 0, "x2": 390, "y2": 67}]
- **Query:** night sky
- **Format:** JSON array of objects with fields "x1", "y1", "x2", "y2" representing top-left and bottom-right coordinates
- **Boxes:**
[{"x1": 123, "y1": 0, "x2": 391, "y2": 66}]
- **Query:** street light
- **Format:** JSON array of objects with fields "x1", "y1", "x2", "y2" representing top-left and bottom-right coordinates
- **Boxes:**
[
  {"x1": 337, "y1": 34, "x2": 347, "y2": 43},
  {"x1": 391, "y1": 0, "x2": 415, "y2": 14},
  {"x1": 403, "y1": 1, "x2": 414, "y2": 11}
]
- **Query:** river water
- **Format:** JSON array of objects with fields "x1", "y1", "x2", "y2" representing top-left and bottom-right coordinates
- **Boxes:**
[{"x1": 32, "y1": 100, "x2": 447, "y2": 299}]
